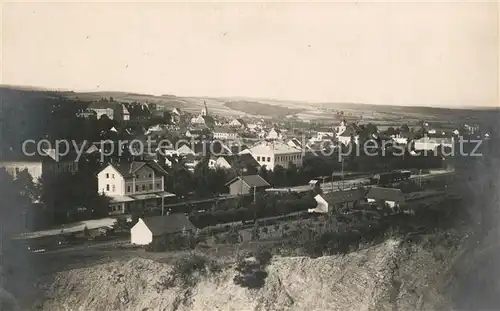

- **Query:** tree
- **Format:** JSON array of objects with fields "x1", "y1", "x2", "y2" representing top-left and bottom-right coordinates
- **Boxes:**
[
  {"x1": 285, "y1": 163, "x2": 299, "y2": 186},
  {"x1": 39, "y1": 170, "x2": 110, "y2": 224},
  {"x1": 171, "y1": 165, "x2": 194, "y2": 199},
  {"x1": 244, "y1": 162, "x2": 259, "y2": 175},
  {"x1": 258, "y1": 166, "x2": 270, "y2": 183},
  {"x1": 13, "y1": 169, "x2": 40, "y2": 202},
  {"x1": 271, "y1": 165, "x2": 286, "y2": 187}
]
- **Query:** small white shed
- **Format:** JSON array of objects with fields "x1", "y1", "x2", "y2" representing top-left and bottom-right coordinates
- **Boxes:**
[{"x1": 130, "y1": 214, "x2": 196, "y2": 245}]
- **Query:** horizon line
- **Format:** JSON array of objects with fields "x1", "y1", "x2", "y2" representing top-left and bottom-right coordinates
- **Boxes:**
[{"x1": 1, "y1": 83, "x2": 498, "y2": 111}]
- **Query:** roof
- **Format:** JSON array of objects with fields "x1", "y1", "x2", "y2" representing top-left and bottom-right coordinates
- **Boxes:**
[
  {"x1": 339, "y1": 123, "x2": 361, "y2": 137},
  {"x1": 108, "y1": 195, "x2": 135, "y2": 203},
  {"x1": 109, "y1": 160, "x2": 167, "y2": 178},
  {"x1": 218, "y1": 153, "x2": 260, "y2": 170},
  {"x1": 321, "y1": 188, "x2": 368, "y2": 205},
  {"x1": 225, "y1": 174, "x2": 271, "y2": 187},
  {"x1": 202, "y1": 115, "x2": 215, "y2": 127},
  {"x1": 88, "y1": 102, "x2": 120, "y2": 110},
  {"x1": 414, "y1": 136, "x2": 453, "y2": 145},
  {"x1": 140, "y1": 214, "x2": 197, "y2": 236},
  {"x1": 366, "y1": 187, "x2": 405, "y2": 202},
  {"x1": 213, "y1": 126, "x2": 238, "y2": 134},
  {"x1": 248, "y1": 141, "x2": 302, "y2": 155},
  {"x1": 177, "y1": 141, "x2": 229, "y2": 156}
]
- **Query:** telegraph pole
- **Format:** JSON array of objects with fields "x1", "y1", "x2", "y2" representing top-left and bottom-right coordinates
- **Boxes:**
[{"x1": 341, "y1": 156, "x2": 345, "y2": 190}]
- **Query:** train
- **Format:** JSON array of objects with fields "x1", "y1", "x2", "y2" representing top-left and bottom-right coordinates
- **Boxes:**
[{"x1": 369, "y1": 170, "x2": 411, "y2": 185}]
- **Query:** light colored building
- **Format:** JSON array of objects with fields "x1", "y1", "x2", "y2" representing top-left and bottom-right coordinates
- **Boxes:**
[
  {"x1": 316, "y1": 127, "x2": 335, "y2": 141},
  {"x1": 246, "y1": 141, "x2": 303, "y2": 170},
  {"x1": 413, "y1": 136, "x2": 454, "y2": 151},
  {"x1": 286, "y1": 138, "x2": 303, "y2": 150},
  {"x1": 229, "y1": 118, "x2": 247, "y2": 128},
  {"x1": 391, "y1": 133, "x2": 409, "y2": 145},
  {"x1": 308, "y1": 189, "x2": 367, "y2": 214},
  {"x1": 225, "y1": 175, "x2": 271, "y2": 196},
  {"x1": 131, "y1": 214, "x2": 197, "y2": 245},
  {"x1": 92, "y1": 108, "x2": 114, "y2": 120},
  {"x1": 266, "y1": 128, "x2": 283, "y2": 140},
  {"x1": 213, "y1": 127, "x2": 239, "y2": 140},
  {"x1": 211, "y1": 154, "x2": 260, "y2": 172},
  {"x1": 334, "y1": 120, "x2": 347, "y2": 137},
  {"x1": 122, "y1": 104, "x2": 130, "y2": 121},
  {"x1": 97, "y1": 161, "x2": 173, "y2": 215},
  {"x1": 0, "y1": 151, "x2": 79, "y2": 182},
  {"x1": 337, "y1": 123, "x2": 360, "y2": 146}
]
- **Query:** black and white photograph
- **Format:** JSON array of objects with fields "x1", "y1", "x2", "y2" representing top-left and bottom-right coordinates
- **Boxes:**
[{"x1": 0, "y1": 1, "x2": 499, "y2": 310}]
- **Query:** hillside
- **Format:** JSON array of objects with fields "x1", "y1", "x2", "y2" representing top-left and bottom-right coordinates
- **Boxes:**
[
  {"x1": 224, "y1": 101, "x2": 304, "y2": 117},
  {"x1": 1, "y1": 85, "x2": 498, "y2": 123},
  {"x1": 26, "y1": 239, "x2": 457, "y2": 311}
]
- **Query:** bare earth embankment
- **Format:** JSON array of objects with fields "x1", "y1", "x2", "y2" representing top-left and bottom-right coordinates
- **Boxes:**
[{"x1": 31, "y1": 239, "x2": 456, "y2": 311}]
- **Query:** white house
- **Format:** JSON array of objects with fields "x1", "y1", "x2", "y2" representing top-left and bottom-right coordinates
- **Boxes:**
[
  {"x1": 131, "y1": 214, "x2": 197, "y2": 245},
  {"x1": 211, "y1": 154, "x2": 260, "y2": 171},
  {"x1": 213, "y1": 127, "x2": 240, "y2": 140},
  {"x1": 286, "y1": 138, "x2": 303, "y2": 150},
  {"x1": 122, "y1": 104, "x2": 130, "y2": 121},
  {"x1": 0, "y1": 150, "x2": 79, "y2": 183},
  {"x1": 413, "y1": 136, "x2": 454, "y2": 151},
  {"x1": 391, "y1": 133, "x2": 409, "y2": 145},
  {"x1": 246, "y1": 141, "x2": 303, "y2": 171},
  {"x1": 176, "y1": 144, "x2": 196, "y2": 156},
  {"x1": 334, "y1": 120, "x2": 347, "y2": 137},
  {"x1": 229, "y1": 118, "x2": 246, "y2": 128},
  {"x1": 266, "y1": 128, "x2": 283, "y2": 140},
  {"x1": 316, "y1": 127, "x2": 335, "y2": 141},
  {"x1": 337, "y1": 123, "x2": 360, "y2": 146},
  {"x1": 309, "y1": 189, "x2": 367, "y2": 214},
  {"x1": 97, "y1": 161, "x2": 173, "y2": 215}
]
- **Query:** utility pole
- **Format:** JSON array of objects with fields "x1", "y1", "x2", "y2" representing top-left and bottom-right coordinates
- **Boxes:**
[
  {"x1": 331, "y1": 172, "x2": 334, "y2": 192},
  {"x1": 341, "y1": 156, "x2": 345, "y2": 190},
  {"x1": 419, "y1": 169, "x2": 422, "y2": 188}
]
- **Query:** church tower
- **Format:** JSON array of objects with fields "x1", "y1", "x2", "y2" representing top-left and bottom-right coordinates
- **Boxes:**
[{"x1": 200, "y1": 101, "x2": 208, "y2": 116}]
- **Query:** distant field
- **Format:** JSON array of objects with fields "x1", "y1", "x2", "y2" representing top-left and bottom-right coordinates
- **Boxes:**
[
  {"x1": 2, "y1": 86, "x2": 498, "y2": 125},
  {"x1": 224, "y1": 100, "x2": 304, "y2": 117}
]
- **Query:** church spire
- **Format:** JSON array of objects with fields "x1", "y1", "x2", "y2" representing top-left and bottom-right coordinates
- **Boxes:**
[{"x1": 201, "y1": 100, "x2": 208, "y2": 116}]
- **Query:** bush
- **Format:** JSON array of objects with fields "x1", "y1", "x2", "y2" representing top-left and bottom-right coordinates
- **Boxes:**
[
  {"x1": 146, "y1": 232, "x2": 201, "y2": 252},
  {"x1": 233, "y1": 248, "x2": 273, "y2": 289},
  {"x1": 157, "y1": 253, "x2": 222, "y2": 290}
]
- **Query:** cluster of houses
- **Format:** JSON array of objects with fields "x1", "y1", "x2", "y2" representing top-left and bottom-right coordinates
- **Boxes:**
[
  {"x1": 130, "y1": 182, "x2": 453, "y2": 246},
  {"x1": 0, "y1": 97, "x2": 486, "y2": 224}
]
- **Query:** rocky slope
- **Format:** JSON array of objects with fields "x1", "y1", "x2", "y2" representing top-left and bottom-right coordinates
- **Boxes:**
[{"x1": 30, "y1": 239, "x2": 455, "y2": 311}]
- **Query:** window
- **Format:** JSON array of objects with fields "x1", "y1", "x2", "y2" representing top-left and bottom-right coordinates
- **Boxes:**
[
  {"x1": 112, "y1": 185, "x2": 116, "y2": 192},
  {"x1": 267, "y1": 157, "x2": 271, "y2": 162},
  {"x1": 106, "y1": 184, "x2": 110, "y2": 191},
  {"x1": 142, "y1": 185, "x2": 146, "y2": 191},
  {"x1": 127, "y1": 186, "x2": 131, "y2": 193},
  {"x1": 112, "y1": 174, "x2": 115, "y2": 179},
  {"x1": 106, "y1": 173, "x2": 109, "y2": 178},
  {"x1": 149, "y1": 184, "x2": 153, "y2": 190},
  {"x1": 148, "y1": 173, "x2": 152, "y2": 178},
  {"x1": 257, "y1": 156, "x2": 261, "y2": 161},
  {"x1": 157, "y1": 183, "x2": 160, "y2": 189},
  {"x1": 135, "y1": 185, "x2": 139, "y2": 191}
]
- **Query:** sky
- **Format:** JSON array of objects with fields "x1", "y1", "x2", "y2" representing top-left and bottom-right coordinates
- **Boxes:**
[{"x1": 1, "y1": 1, "x2": 498, "y2": 107}]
